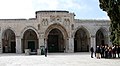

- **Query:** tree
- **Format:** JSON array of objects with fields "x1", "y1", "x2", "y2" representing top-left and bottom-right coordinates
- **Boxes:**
[{"x1": 99, "y1": 0, "x2": 120, "y2": 45}]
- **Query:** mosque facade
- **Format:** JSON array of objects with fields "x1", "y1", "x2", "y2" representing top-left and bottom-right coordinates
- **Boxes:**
[{"x1": 0, "y1": 11, "x2": 111, "y2": 54}]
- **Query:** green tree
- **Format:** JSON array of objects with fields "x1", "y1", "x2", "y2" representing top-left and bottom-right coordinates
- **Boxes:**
[{"x1": 99, "y1": 0, "x2": 120, "y2": 45}]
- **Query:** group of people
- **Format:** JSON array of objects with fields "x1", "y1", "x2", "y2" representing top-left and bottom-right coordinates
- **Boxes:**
[{"x1": 90, "y1": 45, "x2": 120, "y2": 59}]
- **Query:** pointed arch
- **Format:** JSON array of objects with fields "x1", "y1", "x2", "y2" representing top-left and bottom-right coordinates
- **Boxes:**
[
  {"x1": 45, "y1": 23, "x2": 68, "y2": 39},
  {"x1": 2, "y1": 28, "x2": 16, "y2": 53},
  {"x1": 74, "y1": 26, "x2": 90, "y2": 52},
  {"x1": 20, "y1": 26, "x2": 39, "y2": 39},
  {"x1": 2, "y1": 27, "x2": 16, "y2": 39},
  {"x1": 73, "y1": 26, "x2": 90, "y2": 38},
  {"x1": 20, "y1": 26, "x2": 39, "y2": 52},
  {"x1": 44, "y1": 23, "x2": 68, "y2": 52},
  {"x1": 96, "y1": 27, "x2": 109, "y2": 46}
]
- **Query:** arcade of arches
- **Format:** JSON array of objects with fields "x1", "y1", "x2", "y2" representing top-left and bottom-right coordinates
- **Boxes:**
[{"x1": 1, "y1": 28, "x2": 107, "y2": 53}]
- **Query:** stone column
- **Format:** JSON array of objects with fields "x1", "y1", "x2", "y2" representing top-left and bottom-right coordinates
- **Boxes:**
[
  {"x1": 16, "y1": 36, "x2": 22, "y2": 54},
  {"x1": 64, "y1": 38, "x2": 68, "y2": 52},
  {"x1": 91, "y1": 35, "x2": 96, "y2": 52},
  {"x1": 38, "y1": 38, "x2": 41, "y2": 49},
  {"x1": 68, "y1": 37, "x2": 74, "y2": 53}
]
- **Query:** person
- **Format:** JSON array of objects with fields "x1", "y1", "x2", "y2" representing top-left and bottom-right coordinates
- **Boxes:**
[
  {"x1": 118, "y1": 46, "x2": 120, "y2": 58},
  {"x1": 116, "y1": 45, "x2": 120, "y2": 58},
  {"x1": 105, "y1": 45, "x2": 108, "y2": 58},
  {"x1": 5, "y1": 45, "x2": 8, "y2": 53},
  {"x1": 112, "y1": 45, "x2": 116, "y2": 58},
  {"x1": 108, "y1": 46, "x2": 112, "y2": 58},
  {"x1": 101, "y1": 46, "x2": 105, "y2": 58},
  {"x1": 90, "y1": 47, "x2": 94, "y2": 58},
  {"x1": 45, "y1": 48, "x2": 47, "y2": 57},
  {"x1": 96, "y1": 46, "x2": 101, "y2": 59},
  {"x1": 63, "y1": 47, "x2": 66, "y2": 53}
]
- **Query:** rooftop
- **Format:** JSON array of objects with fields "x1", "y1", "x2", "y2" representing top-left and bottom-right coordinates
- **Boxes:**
[{"x1": 36, "y1": 10, "x2": 69, "y2": 14}]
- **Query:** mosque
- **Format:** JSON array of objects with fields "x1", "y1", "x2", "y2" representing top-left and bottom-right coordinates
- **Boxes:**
[{"x1": 0, "y1": 10, "x2": 111, "y2": 54}]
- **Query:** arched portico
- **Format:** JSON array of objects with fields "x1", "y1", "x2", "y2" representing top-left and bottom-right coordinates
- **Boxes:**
[
  {"x1": 96, "y1": 28, "x2": 108, "y2": 46},
  {"x1": 45, "y1": 23, "x2": 68, "y2": 52},
  {"x1": 74, "y1": 27, "x2": 90, "y2": 52},
  {"x1": 21, "y1": 29, "x2": 39, "y2": 53},
  {"x1": 2, "y1": 29, "x2": 16, "y2": 53}
]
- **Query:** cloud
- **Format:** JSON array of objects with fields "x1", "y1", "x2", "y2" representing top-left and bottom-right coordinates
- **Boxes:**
[
  {"x1": 33, "y1": 0, "x2": 89, "y2": 11},
  {"x1": 0, "y1": 0, "x2": 108, "y2": 19},
  {"x1": 0, "y1": 0, "x2": 34, "y2": 19}
]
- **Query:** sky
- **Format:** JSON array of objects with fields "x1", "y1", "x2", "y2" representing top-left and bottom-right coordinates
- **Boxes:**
[{"x1": 0, "y1": 0, "x2": 109, "y2": 19}]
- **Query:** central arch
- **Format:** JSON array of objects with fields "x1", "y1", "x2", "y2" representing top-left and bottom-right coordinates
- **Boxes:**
[
  {"x1": 45, "y1": 23, "x2": 68, "y2": 53},
  {"x1": 47, "y1": 28, "x2": 64, "y2": 52}
]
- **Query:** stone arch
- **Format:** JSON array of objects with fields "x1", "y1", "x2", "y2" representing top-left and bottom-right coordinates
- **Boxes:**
[
  {"x1": 73, "y1": 26, "x2": 90, "y2": 38},
  {"x1": 96, "y1": 27, "x2": 109, "y2": 46},
  {"x1": 21, "y1": 26, "x2": 39, "y2": 53},
  {"x1": 2, "y1": 27, "x2": 16, "y2": 39},
  {"x1": 21, "y1": 26, "x2": 39, "y2": 39},
  {"x1": 2, "y1": 28, "x2": 16, "y2": 53},
  {"x1": 74, "y1": 26, "x2": 90, "y2": 52},
  {"x1": 45, "y1": 23, "x2": 68, "y2": 39},
  {"x1": 44, "y1": 23, "x2": 68, "y2": 52},
  {"x1": 22, "y1": 29, "x2": 39, "y2": 52}
]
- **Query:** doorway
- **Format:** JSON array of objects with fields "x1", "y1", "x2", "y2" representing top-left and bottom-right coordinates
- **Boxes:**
[
  {"x1": 10, "y1": 42, "x2": 16, "y2": 53},
  {"x1": 47, "y1": 28, "x2": 64, "y2": 52},
  {"x1": 28, "y1": 41, "x2": 35, "y2": 52}
]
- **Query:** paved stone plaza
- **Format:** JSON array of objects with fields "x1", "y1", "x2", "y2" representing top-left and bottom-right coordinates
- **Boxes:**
[{"x1": 0, "y1": 53, "x2": 120, "y2": 66}]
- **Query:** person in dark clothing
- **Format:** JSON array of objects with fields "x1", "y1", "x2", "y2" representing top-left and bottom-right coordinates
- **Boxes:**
[
  {"x1": 105, "y1": 45, "x2": 109, "y2": 58},
  {"x1": 118, "y1": 46, "x2": 120, "y2": 58},
  {"x1": 101, "y1": 46, "x2": 105, "y2": 58},
  {"x1": 108, "y1": 46, "x2": 112, "y2": 58},
  {"x1": 90, "y1": 47, "x2": 94, "y2": 58},
  {"x1": 45, "y1": 48, "x2": 47, "y2": 57},
  {"x1": 112, "y1": 46, "x2": 116, "y2": 58},
  {"x1": 96, "y1": 46, "x2": 101, "y2": 59},
  {"x1": 116, "y1": 46, "x2": 120, "y2": 58}
]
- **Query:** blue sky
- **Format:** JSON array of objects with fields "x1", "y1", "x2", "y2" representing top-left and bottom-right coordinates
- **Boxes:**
[{"x1": 0, "y1": 0, "x2": 109, "y2": 19}]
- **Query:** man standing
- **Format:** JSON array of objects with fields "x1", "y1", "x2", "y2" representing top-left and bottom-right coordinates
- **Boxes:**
[
  {"x1": 101, "y1": 46, "x2": 105, "y2": 58},
  {"x1": 96, "y1": 46, "x2": 101, "y2": 59},
  {"x1": 116, "y1": 45, "x2": 120, "y2": 58},
  {"x1": 45, "y1": 48, "x2": 47, "y2": 57},
  {"x1": 90, "y1": 47, "x2": 94, "y2": 58}
]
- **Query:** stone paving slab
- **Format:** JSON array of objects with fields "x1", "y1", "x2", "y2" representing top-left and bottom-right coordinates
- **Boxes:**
[{"x1": 0, "y1": 53, "x2": 120, "y2": 66}]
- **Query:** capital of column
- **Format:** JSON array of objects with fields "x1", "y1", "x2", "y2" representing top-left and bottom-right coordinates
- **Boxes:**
[
  {"x1": 16, "y1": 36, "x2": 21, "y2": 38},
  {"x1": 91, "y1": 35, "x2": 95, "y2": 38}
]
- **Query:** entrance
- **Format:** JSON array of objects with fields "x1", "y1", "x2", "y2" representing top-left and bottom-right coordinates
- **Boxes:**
[
  {"x1": 47, "y1": 28, "x2": 64, "y2": 52},
  {"x1": 48, "y1": 35, "x2": 58, "y2": 52},
  {"x1": 28, "y1": 41, "x2": 35, "y2": 52},
  {"x1": 10, "y1": 42, "x2": 16, "y2": 53},
  {"x1": 22, "y1": 29, "x2": 38, "y2": 53}
]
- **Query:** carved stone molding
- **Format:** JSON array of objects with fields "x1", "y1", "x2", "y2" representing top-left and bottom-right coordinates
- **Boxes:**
[
  {"x1": 64, "y1": 18, "x2": 70, "y2": 26},
  {"x1": 42, "y1": 19, "x2": 48, "y2": 26}
]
